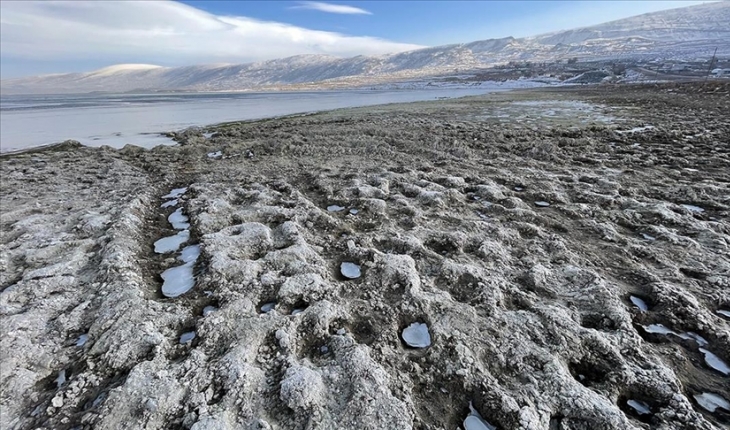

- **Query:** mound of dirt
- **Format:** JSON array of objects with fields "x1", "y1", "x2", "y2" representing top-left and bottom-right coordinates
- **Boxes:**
[{"x1": 2, "y1": 82, "x2": 729, "y2": 430}]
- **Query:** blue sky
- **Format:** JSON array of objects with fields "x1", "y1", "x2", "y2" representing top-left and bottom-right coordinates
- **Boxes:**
[{"x1": 0, "y1": 1, "x2": 713, "y2": 78}]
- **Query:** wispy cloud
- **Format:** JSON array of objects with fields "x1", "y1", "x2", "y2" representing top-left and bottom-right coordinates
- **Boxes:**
[
  {"x1": 292, "y1": 1, "x2": 372, "y2": 15},
  {"x1": 0, "y1": 1, "x2": 417, "y2": 77}
]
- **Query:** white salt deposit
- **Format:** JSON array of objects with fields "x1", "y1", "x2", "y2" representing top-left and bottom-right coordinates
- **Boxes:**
[
  {"x1": 179, "y1": 331, "x2": 196, "y2": 344},
  {"x1": 161, "y1": 199, "x2": 178, "y2": 208},
  {"x1": 168, "y1": 208, "x2": 190, "y2": 230},
  {"x1": 699, "y1": 348, "x2": 730, "y2": 375},
  {"x1": 162, "y1": 187, "x2": 187, "y2": 199},
  {"x1": 207, "y1": 151, "x2": 222, "y2": 159},
  {"x1": 55, "y1": 370, "x2": 66, "y2": 388},
  {"x1": 154, "y1": 230, "x2": 190, "y2": 254},
  {"x1": 179, "y1": 244, "x2": 201, "y2": 264},
  {"x1": 261, "y1": 302, "x2": 276, "y2": 313},
  {"x1": 463, "y1": 402, "x2": 496, "y2": 430},
  {"x1": 340, "y1": 262, "x2": 361, "y2": 279},
  {"x1": 402, "y1": 322, "x2": 431, "y2": 348},
  {"x1": 681, "y1": 204, "x2": 705, "y2": 213},
  {"x1": 76, "y1": 334, "x2": 89, "y2": 347},
  {"x1": 627, "y1": 399, "x2": 651, "y2": 415},
  {"x1": 630, "y1": 296, "x2": 648, "y2": 312},
  {"x1": 534, "y1": 201, "x2": 550, "y2": 207},
  {"x1": 202, "y1": 305, "x2": 217, "y2": 316},
  {"x1": 717, "y1": 310, "x2": 730, "y2": 318},
  {"x1": 161, "y1": 263, "x2": 195, "y2": 298},
  {"x1": 694, "y1": 392, "x2": 730, "y2": 413},
  {"x1": 327, "y1": 205, "x2": 345, "y2": 212}
]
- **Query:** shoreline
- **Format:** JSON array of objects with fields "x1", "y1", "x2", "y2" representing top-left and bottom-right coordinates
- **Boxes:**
[{"x1": 2, "y1": 82, "x2": 729, "y2": 430}]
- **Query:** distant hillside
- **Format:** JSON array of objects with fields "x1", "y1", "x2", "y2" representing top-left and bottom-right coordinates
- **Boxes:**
[{"x1": 2, "y1": 2, "x2": 728, "y2": 94}]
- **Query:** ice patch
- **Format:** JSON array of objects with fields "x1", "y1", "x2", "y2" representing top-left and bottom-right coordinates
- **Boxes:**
[
  {"x1": 402, "y1": 322, "x2": 431, "y2": 348},
  {"x1": 630, "y1": 296, "x2": 648, "y2": 312},
  {"x1": 202, "y1": 305, "x2": 217, "y2": 316},
  {"x1": 179, "y1": 244, "x2": 201, "y2": 264},
  {"x1": 627, "y1": 399, "x2": 651, "y2": 415},
  {"x1": 179, "y1": 331, "x2": 196, "y2": 344},
  {"x1": 640, "y1": 233, "x2": 656, "y2": 241},
  {"x1": 162, "y1": 187, "x2": 187, "y2": 199},
  {"x1": 161, "y1": 199, "x2": 178, "y2": 208},
  {"x1": 340, "y1": 262, "x2": 361, "y2": 279},
  {"x1": 643, "y1": 324, "x2": 675, "y2": 335},
  {"x1": 327, "y1": 205, "x2": 345, "y2": 212},
  {"x1": 291, "y1": 308, "x2": 306, "y2": 316},
  {"x1": 168, "y1": 208, "x2": 190, "y2": 230},
  {"x1": 161, "y1": 263, "x2": 196, "y2": 298},
  {"x1": 55, "y1": 369, "x2": 66, "y2": 388},
  {"x1": 717, "y1": 310, "x2": 730, "y2": 318},
  {"x1": 349, "y1": 208, "x2": 359, "y2": 215},
  {"x1": 261, "y1": 302, "x2": 276, "y2": 313},
  {"x1": 534, "y1": 201, "x2": 550, "y2": 207},
  {"x1": 463, "y1": 402, "x2": 496, "y2": 430},
  {"x1": 76, "y1": 334, "x2": 88, "y2": 347},
  {"x1": 207, "y1": 151, "x2": 222, "y2": 159},
  {"x1": 699, "y1": 348, "x2": 730, "y2": 375},
  {"x1": 677, "y1": 332, "x2": 708, "y2": 347},
  {"x1": 694, "y1": 392, "x2": 730, "y2": 413},
  {"x1": 154, "y1": 230, "x2": 190, "y2": 254},
  {"x1": 681, "y1": 204, "x2": 705, "y2": 213}
]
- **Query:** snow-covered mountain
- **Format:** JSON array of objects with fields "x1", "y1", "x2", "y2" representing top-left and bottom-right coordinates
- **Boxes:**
[{"x1": 3, "y1": 2, "x2": 728, "y2": 94}]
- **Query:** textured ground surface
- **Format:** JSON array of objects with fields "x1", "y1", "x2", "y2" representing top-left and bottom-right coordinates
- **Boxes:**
[{"x1": 1, "y1": 82, "x2": 729, "y2": 430}]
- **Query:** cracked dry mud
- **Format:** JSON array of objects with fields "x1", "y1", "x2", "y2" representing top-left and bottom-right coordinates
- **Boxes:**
[{"x1": 1, "y1": 82, "x2": 729, "y2": 430}]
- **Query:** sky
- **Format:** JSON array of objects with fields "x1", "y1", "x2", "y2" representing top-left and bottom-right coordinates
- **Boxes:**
[{"x1": 0, "y1": 0, "x2": 715, "y2": 78}]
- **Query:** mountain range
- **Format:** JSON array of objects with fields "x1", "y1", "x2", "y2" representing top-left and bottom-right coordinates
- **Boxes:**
[{"x1": 2, "y1": 2, "x2": 728, "y2": 94}]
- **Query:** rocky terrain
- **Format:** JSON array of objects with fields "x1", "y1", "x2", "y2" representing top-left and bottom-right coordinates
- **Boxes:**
[{"x1": 1, "y1": 82, "x2": 729, "y2": 430}]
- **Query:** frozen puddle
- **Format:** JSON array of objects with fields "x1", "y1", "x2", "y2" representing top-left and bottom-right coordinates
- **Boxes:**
[
  {"x1": 163, "y1": 187, "x2": 187, "y2": 199},
  {"x1": 179, "y1": 244, "x2": 201, "y2": 264},
  {"x1": 642, "y1": 324, "x2": 708, "y2": 346},
  {"x1": 463, "y1": 402, "x2": 496, "y2": 430},
  {"x1": 260, "y1": 302, "x2": 276, "y2": 313},
  {"x1": 76, "y1": 334, "x2": 89, "y2": 347},
  {"x1": 340, "y1": 262, "x2": 361, "y2": 279},
  {"x1": 179, "y1": 331, "x2": 196, "y2": 344},
  {"x1": 161, "y1": 199, "x2": 178, "y2": 208},
  {"x1": 681, "y1": 204, "x2": 705, "y2": 213},
  {"x1": 154, "y1": 230, "x2": 190, "y2": 254},
  {"x1": 349, "y1": 208, "x2": 359, "y2": 215},
  {"x1": 717, "y1": 309, "x2": 730, "y2": 318},
  {"x1": 168, "y1": 208, "x2": 190, "y2": 230},
  {"x1": 640, "y1": 233, "x2": 656, "y2": 241},
  {"x1": 534, "y1": 201, "x2": 550, "y2": 207},
  {"x1": 55, "y1": 370, "x2": 66, "y2": 388},
  {"x1": 291, "y1": 308, "x2": 306, "y2": 316},
  {"x1": 402, "y1": 322, "x2": 431, "y2": 348},
  {"x1": 202, "y1": 305, "x2": 218, "y2": 316},
  {"x1": 699, "y1": 348, "x2": 730, "y2": 375},
  {"x1": 630, "y1": 296, "x2": 649, "y2": 312},
  {"x1": 694, "y1": 392, "x2": 730, "y2": 413},
  {"x1": 643, "y1": 324, "x2": 674, "y2": 335},
  {"x1": 161, "y1": 264, "x2": 195, "y2": 298},
  {"x1": 627, "y1": 399, "x2": 651, "y2": 415},
  {"x1": 327, "y1": 205, "x2": 345, "y2": 212}
]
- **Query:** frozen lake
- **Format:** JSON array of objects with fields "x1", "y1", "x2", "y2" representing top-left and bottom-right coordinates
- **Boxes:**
[{"x1": 0, "y1": 88, "x2": 501, "y2": 153}]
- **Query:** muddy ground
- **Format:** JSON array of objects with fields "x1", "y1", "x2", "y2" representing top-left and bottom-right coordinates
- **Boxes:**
[{"x1": 1, "y1": 82, "x2": 729, "y2": 430}]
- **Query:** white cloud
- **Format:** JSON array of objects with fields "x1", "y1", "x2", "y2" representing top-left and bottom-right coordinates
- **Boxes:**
[
  {"x1": 0, "y1": 0, "x2": 419, "y2": 73},
  {"x1": 292, "y1": 1, "x2": 372, "y2": 15}
]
